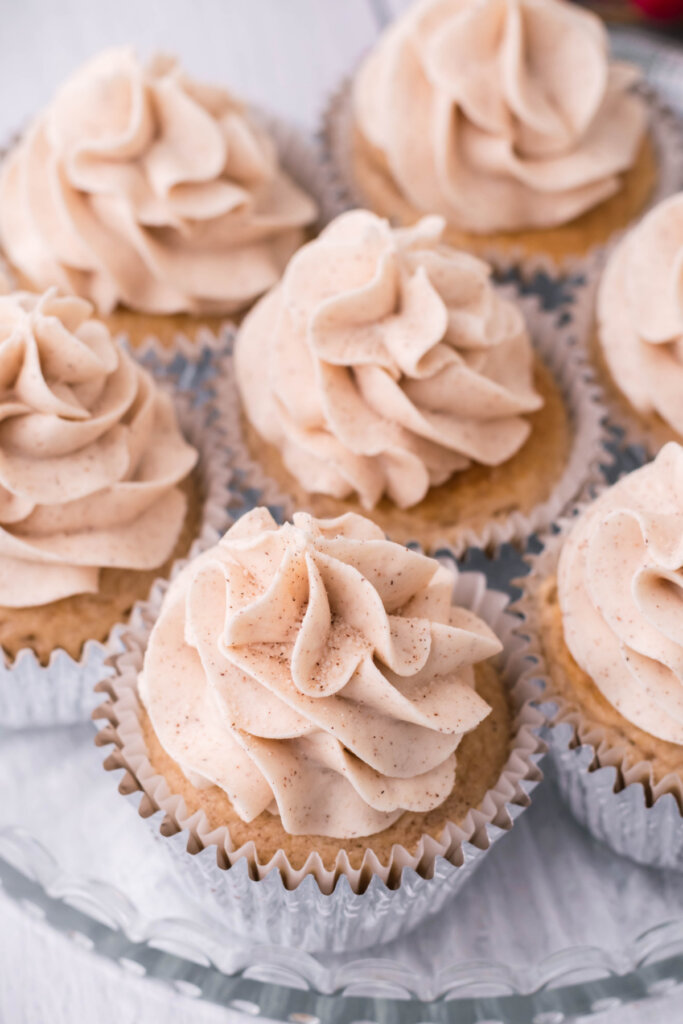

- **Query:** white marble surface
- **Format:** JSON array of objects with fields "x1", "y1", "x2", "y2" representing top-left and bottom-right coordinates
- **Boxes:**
[{"x1": 0, "y1": 2, "x2": 682, "y2": 1022}]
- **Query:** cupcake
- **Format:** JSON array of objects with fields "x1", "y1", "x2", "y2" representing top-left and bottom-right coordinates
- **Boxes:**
[
  {"x1": 0, "y1": 286, "x2": 228, "y2": 727},
  {"x1": 0, "y1": 48, "x2": 318, "y2": 348},
  {"x1": 596, "y1": 191, "x2": 683, "y2": 452},
  {"x1": 231, "y1": 209, "x2": 605, "y2": 553},
  {"x1": 96, "y1": 507, "x2": 543, "y2": 951},
  {"x1": 520, "y1": 443, "x2": 683, "y2": 868},
  {"x1": 328, "y1": 0, "x2": 667, "y2": 266}
]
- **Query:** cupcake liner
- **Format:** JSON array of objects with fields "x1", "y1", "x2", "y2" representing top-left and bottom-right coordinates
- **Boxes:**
[
  {"x1": 216, "y1": 286, "x2": 609, "y2": 557},
  {"x1": 321, "y1": 76, "x2": 683, "y2": 280},
  {"x1": 515, "y1": 527, "x2": 683, "y2": 871},
  {"x1": 0, "y1": 337, "x2": 234, "y2": 731},
  {"x1": 94, "y1": 561, "x2": 545, "y2": 954}
]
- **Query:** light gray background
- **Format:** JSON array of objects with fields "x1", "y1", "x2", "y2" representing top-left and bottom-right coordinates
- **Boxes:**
[{"x1": 0, "y1": 1, "x2": 681, "y2": 1021}]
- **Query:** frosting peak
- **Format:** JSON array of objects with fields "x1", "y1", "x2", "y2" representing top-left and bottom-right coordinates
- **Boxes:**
[
  {"x1": 0, "y1": 48, "x2": 317, "y2": 315},
  {"x1": 558, "y1": 443, "x2": 683, "y2": 744},
  {"x1": 235, "y1": 210, "x2": 543, "y2": 509},
  {"x1": 598, "y1": 192, "x2": 683, "y2": 437},
  {"x1": 0, "y1": 288, "x2": 197, "y2": 607},
  {"x1": 353, "y1": 0, "x2": 647, "y2": 232},
  {"x1": 140, "y1": 507, "x2": 502, "y2": 838}
]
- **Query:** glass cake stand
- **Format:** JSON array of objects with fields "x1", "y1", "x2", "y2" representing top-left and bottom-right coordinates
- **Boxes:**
[{"x1": 2, "y1": 28, "x2": 683, "y2": 1024}]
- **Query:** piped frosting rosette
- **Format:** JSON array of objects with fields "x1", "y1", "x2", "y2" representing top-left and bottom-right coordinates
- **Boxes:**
[
  {"x1": 0, "y1": 288, "x2": 232, "y2": 729},
  {"x1": 0, "y1": 48, "x2": 318, "y2": 316},
  {"x1": 598, "y1": 191, "x2": 683, "y2": 446},
  {"x1": 236, "y1": 209, "x2": 543, "y2": 511},
  {"x1": 0, "y1": 288, "x2": 197, "y2": 607},
  {"x1": 351, "y1": 0, "x2": 648, "y2": 234},
  {"x1": 96, "y1": 507, "x2": 544, "y2": 950},
  {"x1": 139, "y1": 507, "x2": 501, "y2": 839},
  {"x1": 517, "y1": 444, "x2": 683, "y2": 869},
  {"x1": 558, "y1": 443, "x2": 683, "y2": 745}
]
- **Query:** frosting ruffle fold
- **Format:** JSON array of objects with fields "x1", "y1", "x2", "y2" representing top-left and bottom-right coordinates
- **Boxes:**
[
  {"x1": 353, "y1": 0, "x2": 648, "y2": 233},
  {"x1": 235, "y1": 210, "x2": 542, "y2": 509},
  {"x1": 558, "y1": 443, "x2": 683, "y2": 745},
  {"x1": 0, "y1": 288, "x2": 197, "y2": 607},
  {"x1": 139, "y1": 507, "x2": 502, "y2": 838},
  {"x1": 0, "y1": 48, "x2": 318, "y2": 315},
  {"x1": 598, "y1": 191, "x2": 683, "y2": 438}
]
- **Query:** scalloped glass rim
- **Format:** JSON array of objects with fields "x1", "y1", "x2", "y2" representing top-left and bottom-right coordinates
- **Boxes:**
[
  {"x1": 2, "y1": 840, "x2": 683, "y2": 1023},
  {"x1": 2, "y1": 26, "x2": 683, "y2": 1024}
]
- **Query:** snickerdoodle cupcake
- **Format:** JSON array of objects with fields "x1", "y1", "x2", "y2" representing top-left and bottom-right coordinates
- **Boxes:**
[
  {"x1": 326, "y1": 0, "x2": 682, "y2": 268},
  {"x1": 519, "y1": 444, "x2": 683, "y2": 869},
  {"x1": 0, "y1": 286, "x2": 229, "y2": 728},
  {"x1": 96, "y1": 507, "x2": 543, "y2": 952},
  {"x1": 595, "y1": 190, "x2": 683, "y2": 452},
  {"x1": 230, "y1": 209, "x2": 605, "y2": 553},
  {"x1": 0, "y1": 48, "x2": 318, "y2": 348}
]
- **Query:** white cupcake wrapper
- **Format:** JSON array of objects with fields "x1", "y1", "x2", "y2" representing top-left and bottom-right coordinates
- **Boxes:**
[
  {"x1": 515, "y1": 527, "x2": 683, "y2": 872},
  {"x1": 94, "y1": 562, "x2": 545, "y2": 954},
  {"x1": 216, "y1": 287, "x2": 609, "y2": 557},
  {"x1": 321, "y1": 76, "x2": 683, "y2": 280},
  {"x1": 0, "y1": 334, "x2": 234, "y2": 731}
]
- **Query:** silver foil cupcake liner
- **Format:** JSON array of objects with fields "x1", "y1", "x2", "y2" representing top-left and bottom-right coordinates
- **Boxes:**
[
  {"x1": 0, "y1": 335, "x2": 234, "y2": 730},
  {"x1": 515, "y1": 529, "x2": 683, "y2": 872},
  {"x1": 321, "y1": 75, "x2": 683, "y2": 280},
  {"x1": 216, "y1": 286, "x2": 610, "y2": 557},
  {"x1": 94, "y1": 562, "x2": 545, "y2": 954}
]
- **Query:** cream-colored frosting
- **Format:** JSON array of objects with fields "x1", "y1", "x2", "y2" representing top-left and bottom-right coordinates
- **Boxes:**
[
  {"x1": 353, "y1": 0, "x2": 648, "y2": 233},
  {"x1": 598, "y1": 192, "x2": 683, "y2": 437},
  {"x1": 558, "y1": 443, "x2": 683, "y2": 745},
  {"x1": 235, "y1": 210, "x2": 542, "y2": 510},
  {"x1": 0, "y1": 48, "x2": 317, "y2": 316},
  {"x1": 0, "y1": 287, "x2": 197, "y2": 607},
  {"x1": 139, "y1": 507, "x2": 502, "y2": 838}
]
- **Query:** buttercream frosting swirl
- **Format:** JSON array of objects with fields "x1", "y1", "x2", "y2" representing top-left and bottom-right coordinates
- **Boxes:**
[
  {"x1": 139, "y1": 507, "x2": 501, "y2": 838},
  {"x1": 0, "y1": 48, "x2": 317, "y2": 315},
  {"x1": 558, "y1": 443, "x2": 683, "y2": 745},
  {"x1": 353, "y1": 0, "x2": 648, "y2": 233},
  {"x1": 0, "y1": 287, "x2": 197, "y2": 607},
  {"x1": 235, "y1": 209, "x2": 543, "y2": 509},
  {"x1": 598, "y1": 192, "x2": 683, "y2": 438}
]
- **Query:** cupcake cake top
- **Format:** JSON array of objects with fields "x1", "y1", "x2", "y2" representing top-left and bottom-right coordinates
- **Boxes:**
[
  {"x1": 558, "y1": 443, "x2": 683, "y2": 745},
  {"x1": 0, "y1": 48, "x2": 318, "y2": 316},
  {"x1": 139, "y1": 507, "x2": 501, "y2": 838},
  {"x1": 353, "y1": 0, "x2": 647, "y2": 233},
  {"x1": 598, "y1": 191, "x2": 683, "y2": 438},
  {"x1": 0, "y1": 288, "x2": 197, "y2": 607},
  {"x1": 235, "y1": 209, "x2": 542, "y2": 510}
]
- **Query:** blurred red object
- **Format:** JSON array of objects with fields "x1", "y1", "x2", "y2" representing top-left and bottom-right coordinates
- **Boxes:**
[{"x1": 631, "y1": 0, "x2": 683, "y2": 19}]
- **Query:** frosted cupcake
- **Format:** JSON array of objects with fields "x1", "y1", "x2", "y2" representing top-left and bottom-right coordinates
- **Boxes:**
[
  {"x1": 233, "y1": 209, "x2": 602, "y2": 553},
  {"x1": 96, "y1": 507, "x2": 543, "y2": 951},
  {"x1": 0, "y1": 48, "x2": 318, "y2": 347},
  {"x1": 330, "y1": 0, "x2": 660, "y2": 265},
  {"x1": 596, "y1": 191, "x2": 683, "y2": 452},
  {"x1": 0, "y1": 286, "x2": 227, "y2": 727},
  {"x1": 521, "y1": 444, "x2": 683, "y2": 868}
]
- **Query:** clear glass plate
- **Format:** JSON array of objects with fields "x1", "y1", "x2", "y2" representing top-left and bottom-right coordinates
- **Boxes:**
[{"x1": 2, "y1": 27, "x2": 683, "y2": 1024}]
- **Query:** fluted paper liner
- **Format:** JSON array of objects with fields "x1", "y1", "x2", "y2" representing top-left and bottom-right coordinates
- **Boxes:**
[
  {"x1": 0, "y1": 335, "x2": 234, "y2": 730},
  {"x1": 515, "y1": 526, "x2": 683, "y2": 871},
  {"x1": 94, "y1": 564, "x2": 545, "y2": 953},
  {"x1": 321, "y1": 76, "x2": 683, "y2": 280},
  {"x1": 217, "y1": 287, "x2": 609, "y2": 557}
]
